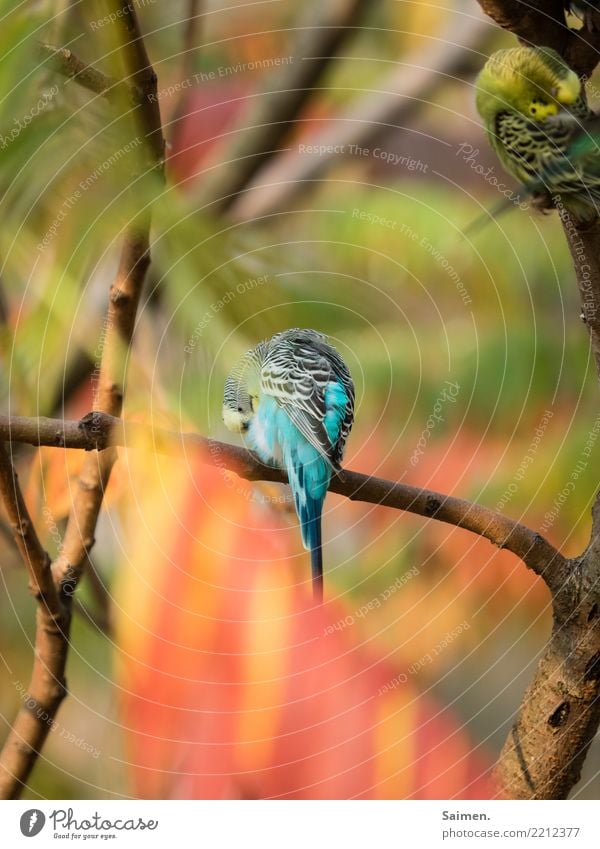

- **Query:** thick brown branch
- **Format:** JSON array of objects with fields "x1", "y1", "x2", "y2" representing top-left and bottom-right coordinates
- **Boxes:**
[
  {"x1": 494, "y1": 490, "x2": 600, "y2": 798},
  {"x1": 476, "y1": 0, "x2": 600, "y2": 801},
  {"x1": 0, "y1": 445, "x2": 70, "y2": 799},
  {"x1": 0, "y1": 412, "x2": 568, "y2": 592},
  {"x1": 477, "y1": 1, "x2": 600, "y2": 76}
]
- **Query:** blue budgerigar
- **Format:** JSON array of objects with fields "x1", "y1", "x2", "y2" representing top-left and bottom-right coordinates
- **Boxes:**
[{"x1": 222, "y1": 328, "x2": 355, "y2": 601}]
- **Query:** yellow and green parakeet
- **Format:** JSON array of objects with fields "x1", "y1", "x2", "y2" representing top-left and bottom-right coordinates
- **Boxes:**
[{"x1": 475, "y1": 45, "x2": 600, "y2": 224}]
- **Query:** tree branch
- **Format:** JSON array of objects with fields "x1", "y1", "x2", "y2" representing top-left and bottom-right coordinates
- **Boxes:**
[
  {"x1": 476, "y1": 0, "x2": 600, "y2": 800},
  {"x1": 561, "y1": 216, "x2": 600, "y2": 380},
  {"x1": 477, "y1": 0, "x2": 600, "y2": 76},
  {"x1": 494, "y1": 491, "x2": 600, "y2": 798},
  {"x1": 50, "y1": 0, "x2": 164, "y2": 595},
  {"x1": 181, "y1": 0, "x2": 203, "y2": 86},
  {"x1": 38, "y1": 42, "x2": 130, "y2": 103},
  {"x1": 0, "y1": 411, "x2": 568, "y2": 593},
  {"x1": 0, "y1": 0, "x2": 164, "y2": 800},
  {"x1": 0, "y1": 445, "x2": 70, "y2": 799},
  {"x1": 0, "y1": 445, "x2": 61, "y2": 615}
]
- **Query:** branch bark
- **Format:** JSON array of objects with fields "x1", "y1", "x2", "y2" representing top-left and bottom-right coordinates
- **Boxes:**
[
  {"x1": 477, "y1": 0, "x2": 600, "y2": 76},
  {"x1": 494, "y1": 495, "x2": 600, "y2": 798},
  {"x1": 0, "y1": 445, "x2": 69, "y2": 798},
  {"x1": 50, "y1": 0, "x2": 164, "y2": 594},
  {"x1": 50, "y1": 230, "x2": 152, "y2": 594},
  {"x1": 38, "y1": 43, "x2": 131, "y2": 103},
  {"x1": 476, "y1": 0, "x2": 600, "y2": 800},
  {"x1": 0, "y1": 411, "x2": 568, "y2": 592}
]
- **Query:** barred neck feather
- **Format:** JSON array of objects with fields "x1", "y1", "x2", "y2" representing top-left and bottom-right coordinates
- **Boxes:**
[{"x1": 223, "y1": 342, "x2": 267, "y2": 400}]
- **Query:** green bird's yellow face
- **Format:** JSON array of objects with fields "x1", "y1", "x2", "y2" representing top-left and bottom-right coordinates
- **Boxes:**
[{"x1": 476, "y1": 46, "x2": 581, "y2": 126}]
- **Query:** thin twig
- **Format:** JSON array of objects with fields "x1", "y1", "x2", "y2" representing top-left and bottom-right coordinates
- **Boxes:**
[
  {"x1": 181, "y1": 0, "x2": 203, "y2": 85},
  {"x1": 72, "y1": 598, "x2": 113, "y2": 638},
  {"x1": 38, "y1": 42, "x2": 131, "y2": 103},
  {"x1": 0, "y1": 444, "x2": 69, "y2": 799},
  {"x1": 0, "y1": 445, "x2": 61, "y2": 615},
  {"x1": 82, "y1": 555, "x2": 113, "y2": 635}
]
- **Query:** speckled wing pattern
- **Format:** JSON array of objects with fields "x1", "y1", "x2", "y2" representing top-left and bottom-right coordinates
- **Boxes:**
[
  {"x1": 495, "y1": 112, "x2": 576, "y2": 183},
  {"x1": 494, "y1": 95, "x2": 600, "y2": 216},
  {"x1": 260, "y1": 329, "x2": 354, "y2": 470}
]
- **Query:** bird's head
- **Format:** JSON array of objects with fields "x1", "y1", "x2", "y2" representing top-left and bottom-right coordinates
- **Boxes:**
[
  {"x1": 476, "y1": 46, "x2": 581, "y2": 126},
  {"x1": 222, "y1": 347, "x2": 263, "y2": 433},
  {"x1": 222, "y1": 382, "x2": 255, "y2": 433}
]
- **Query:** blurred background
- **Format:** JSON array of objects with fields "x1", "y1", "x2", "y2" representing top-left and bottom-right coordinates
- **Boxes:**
[{"x1": 0, "y1": 0, "x2": 598, "y2": 798}]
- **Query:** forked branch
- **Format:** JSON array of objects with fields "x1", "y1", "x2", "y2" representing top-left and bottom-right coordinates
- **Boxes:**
[{"x1": 0, "y1": 0, "x2": 164, "y2": 800}]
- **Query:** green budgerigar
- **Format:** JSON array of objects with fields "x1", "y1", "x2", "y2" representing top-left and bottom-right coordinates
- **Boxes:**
[{"x1": 475, "y1": 45, "x2": 600, "y2": 224}]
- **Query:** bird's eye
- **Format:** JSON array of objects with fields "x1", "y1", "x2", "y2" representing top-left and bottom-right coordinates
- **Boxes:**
[
  {"x1": 237, "y1": 406, "x2": 243, "y2": 413},
  {"x1": 529, "y1": 99, "x2": 549, "y2": 117}
]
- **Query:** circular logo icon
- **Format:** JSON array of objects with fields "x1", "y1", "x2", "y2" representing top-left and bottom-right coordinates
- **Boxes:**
[{"x1": 20, "y1": 810, "x2": 45, "y2": 837}]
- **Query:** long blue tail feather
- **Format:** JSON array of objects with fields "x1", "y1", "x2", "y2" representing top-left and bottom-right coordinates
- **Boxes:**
[
  {"x1": 304, "y1": 505, "x2": 323, "y2": 602},
  {"x1": 287, "y1": 454, "x2": 325, "y2": 601},
  {"x1": 297, "y1": 491, "x2": 324, "y2": 602}
]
